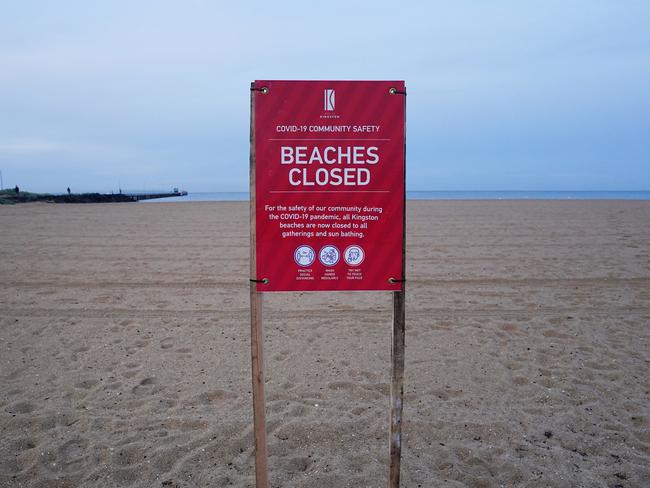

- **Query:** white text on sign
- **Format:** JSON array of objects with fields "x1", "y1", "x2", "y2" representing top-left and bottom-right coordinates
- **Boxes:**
[{"x1": 280, "y1": 146, "x2": 380, "y2": 186}]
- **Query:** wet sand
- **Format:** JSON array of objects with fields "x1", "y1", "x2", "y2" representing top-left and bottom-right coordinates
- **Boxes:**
[{"x1": 1, "y1": 200, "x2": 649, "y2": 487}]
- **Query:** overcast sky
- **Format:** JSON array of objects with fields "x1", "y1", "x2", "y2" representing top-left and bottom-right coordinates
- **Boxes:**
[{"x1": 1, "y1": 1, "x2": 649, "y2": 193}]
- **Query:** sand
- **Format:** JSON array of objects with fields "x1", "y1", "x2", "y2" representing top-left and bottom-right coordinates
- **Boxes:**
[{"x1": 1, "y1": 200, "x2": 649, "y2": 488}]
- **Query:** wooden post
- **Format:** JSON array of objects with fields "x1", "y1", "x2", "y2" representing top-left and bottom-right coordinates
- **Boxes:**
[
  {"x1": 250, "y1": 82, "x2": 269, "y2": 488},
  {"x1": 388, "y1": 89, "x2": 407, "y2": 488},
  {"x1": 388, "y1": 288, "x2": 406, "y2": 487}
]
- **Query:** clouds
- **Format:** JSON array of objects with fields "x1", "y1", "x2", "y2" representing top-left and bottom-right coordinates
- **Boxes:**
[
  {"x1": 0, "y1": 138, "x2": 126, "y2": 157},
  {"x1": 0, "y1": 1, "x2": 649, "y2": 191}
]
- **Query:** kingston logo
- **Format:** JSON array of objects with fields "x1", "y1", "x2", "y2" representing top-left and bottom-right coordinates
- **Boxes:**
[{"x1": 324, "y1": 89, "x2": 335, "y2": 111}]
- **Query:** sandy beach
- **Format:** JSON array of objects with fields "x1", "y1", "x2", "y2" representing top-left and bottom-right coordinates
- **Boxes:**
[{"x1": 1, "y1": 200, "x2": 649, "y2": 487}]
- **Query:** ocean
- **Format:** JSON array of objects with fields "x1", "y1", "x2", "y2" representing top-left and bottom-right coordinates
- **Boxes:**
[{"x1": 140, "y1": 191, "x2": 650, "y2": 203}]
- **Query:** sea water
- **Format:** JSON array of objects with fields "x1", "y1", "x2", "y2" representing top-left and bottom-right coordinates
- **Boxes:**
[{"x1": 141, "y1": 191, "x2": 650, "y2": 202}]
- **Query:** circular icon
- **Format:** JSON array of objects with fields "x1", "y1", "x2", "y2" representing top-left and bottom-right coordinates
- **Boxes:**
[
  {"x1": 294, "y1": 245, "x2": 315, "y2": 267},
  {"x1": 319, "y1": 245, "x2": 340, "y2": 266},
  {"x1": 344, "y1": 245, "x2": 365, "y2": 266}
]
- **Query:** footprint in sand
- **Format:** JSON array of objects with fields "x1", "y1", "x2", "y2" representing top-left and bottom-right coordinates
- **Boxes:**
[
  {"x1": 280, "y1": 456, "x2": 311, "y2": 473},
  {"x1": 273, "y1": 350, "x2": 291, "y2": 361},
  {"x1": 55, "y1": 437, "x2": 90, "y2": 472},
  {"x1": 289, "y1": 404, "x2": 309, "y2": 417},
  {"x1": 328, "y1": 381, "x2": 355, "y2": 391},
  {"x1": 74, "y1": 378, "x2": 100, "y2": 390},
  {"x1": 500, "y1": 323, "x2": 520, "y2": 333},
  {"x1": 5, "y1": 401, "x2": 35, "y2": 414},
  {"x1": 131, "y1": 377, "x2": 158, "y2": 394},
  {"x1": 122, "y1": 362, "x2": 141, "y2": 379},
  {"x1": 350, "y1": 406, "x2": 368, "y2": 416},
  {"x1": 112, "y1": 442, "x2": 148, "y2": 467},
  {"x1": 195, "y1": 389, "x2": 234, "y2": 405}
]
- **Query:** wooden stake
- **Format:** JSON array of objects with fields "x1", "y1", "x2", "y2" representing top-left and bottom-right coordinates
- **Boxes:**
[
  {"x1": 388, "y1": 288, "x2": 406, "y2": 487},
  {"x1": 388, "y1": 87, "x2": 407, "y2": 488},
  {"x1": 250, "y1": 82, "x2": 269, "y2": 488}
]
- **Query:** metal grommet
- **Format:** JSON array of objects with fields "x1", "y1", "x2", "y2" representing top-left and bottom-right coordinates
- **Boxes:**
[{"x1": 389, "y1": 88, "x2": 397, "y2": 94}]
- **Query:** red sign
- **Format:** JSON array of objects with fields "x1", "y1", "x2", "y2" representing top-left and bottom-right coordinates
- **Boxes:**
[{"x1": 253, "y1": 80, "x2": 405, "y2": 292}]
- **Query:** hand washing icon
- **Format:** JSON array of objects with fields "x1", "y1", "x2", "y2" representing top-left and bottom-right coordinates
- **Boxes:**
[{"x1": 319, "y1": 245, "x2": 340, "y2": 266}]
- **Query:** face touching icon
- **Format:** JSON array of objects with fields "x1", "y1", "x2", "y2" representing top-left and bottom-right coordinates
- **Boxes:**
[{"x1": 344, "y1": 245, "x2": 364, "y2": 266}]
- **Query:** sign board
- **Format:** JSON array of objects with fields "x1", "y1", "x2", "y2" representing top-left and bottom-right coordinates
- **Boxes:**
[
  {"x1": 249, "y1": 80, "x2": 408, "y2": 488},
  {"x1": 253, "y1": 80, "x2": 405, "y2": 292}
]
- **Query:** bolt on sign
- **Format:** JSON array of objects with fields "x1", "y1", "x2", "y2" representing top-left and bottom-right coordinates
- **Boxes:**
[{"x1": 252, "y1": 80, "x2": 405, "y2": 292}]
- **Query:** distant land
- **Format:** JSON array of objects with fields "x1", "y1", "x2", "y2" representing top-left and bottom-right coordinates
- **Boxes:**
[{"x1": 0, "y1": 188, "x2": 187, "y2": 204}]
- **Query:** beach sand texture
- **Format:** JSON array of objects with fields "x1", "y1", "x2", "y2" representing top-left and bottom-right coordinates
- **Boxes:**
[{"x1": 1, "y1": 200, "x2": 649, "y2": 488}]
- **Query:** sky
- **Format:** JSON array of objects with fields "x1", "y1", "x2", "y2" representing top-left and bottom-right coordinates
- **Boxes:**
[{"x1": 1, "y1": 0, "x2": 649, "y2": 193}]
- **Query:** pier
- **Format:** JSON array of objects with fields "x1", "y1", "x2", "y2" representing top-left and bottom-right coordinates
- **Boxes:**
[{"x1": 0, "y1": 189, "x2": 188, "y2": 204}]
